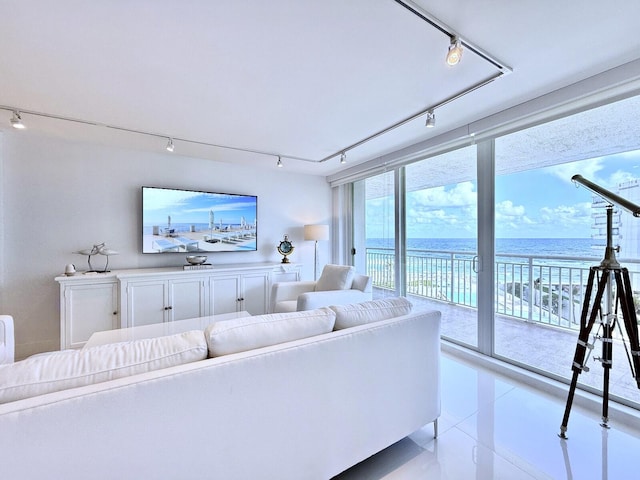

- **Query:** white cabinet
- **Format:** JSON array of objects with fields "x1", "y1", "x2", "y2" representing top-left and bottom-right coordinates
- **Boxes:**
[
  {"x1": 121, "y1": 275, "x2": 207, "y2": 328},
  {"x1": 211, "y1": 271, "x2": 270, "y2": 315},
  {"x1": 57, "y1": 275, "x2": 119, "y2": 349},
  {"x1": 56, "y1": 263, "x2": 301, "y2": 349},
  {"x1": 271, "y1": 264, "x2": 302, "y2": 283}
]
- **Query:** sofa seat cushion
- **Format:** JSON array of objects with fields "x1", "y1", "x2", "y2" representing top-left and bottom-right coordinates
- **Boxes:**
[
  {"x1": 205, "y1": 308, "x2": 336, "y2": 357},
  {"x1": 331, "y1": 297, "x2": 413, "y2": 330},
  {"x1": 0, "y1": 330, "x2": 207, "y2": 404},
  {"x1": 315, "y1": 264, "x2": 355, "y2": 291}
]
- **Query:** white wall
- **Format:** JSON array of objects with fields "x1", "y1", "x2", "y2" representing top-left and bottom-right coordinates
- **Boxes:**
[{"x1": 0, "y1": 132, "x2": 332, "y2": 359}]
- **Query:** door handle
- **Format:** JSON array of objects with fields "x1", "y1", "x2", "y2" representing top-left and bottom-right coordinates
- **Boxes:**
[{"x1": 473, "y1": 255, "x2": 480, "y2": 273}]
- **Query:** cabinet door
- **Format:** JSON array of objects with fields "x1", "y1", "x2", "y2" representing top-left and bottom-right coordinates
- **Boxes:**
[
  {"x1": 211, "y1": 275, "x2": 241, "y2": 314},
  {"x1": 127, "y1": 280, "x2": 168, "y2": 327},
  {"x1": 63, "y1": 282, "x2": 118, "y2": 349},
  {"x1": 241, "y1": 272, "x2": 269, "y2": 315},
  {"x1": 168, "y1": 277, "x2": 207, "y2": 321}
]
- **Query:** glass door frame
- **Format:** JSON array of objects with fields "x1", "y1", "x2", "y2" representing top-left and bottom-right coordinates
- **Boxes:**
[{"x1": 476, "y1": 139, "x2": 496, "y2": 356}]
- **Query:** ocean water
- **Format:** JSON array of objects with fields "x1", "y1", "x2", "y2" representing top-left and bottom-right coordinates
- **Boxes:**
[
  {"x1": 367, "y1": 238, "x2": 601, "y2": 311},
  {"x1": 143, "y1": 222, "x2": 243, "y2": 235},
  {"x1": 367, "y1": 238, "x2": 600, "y2": 258}
]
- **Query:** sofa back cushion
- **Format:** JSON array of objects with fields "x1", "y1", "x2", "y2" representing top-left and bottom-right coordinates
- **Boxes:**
[
  {"x1": 0, "y1": 330, "x2": 207, "y2": 404},
  {"x1": 330, "y1": 297, "x2": 413, "y2": 330},
  {"x1": 205, "y1": 308, "x2": 336, "y2": 357},
  {"x1": 315, "y1": 264, "x2": 355, "y2": 291}
]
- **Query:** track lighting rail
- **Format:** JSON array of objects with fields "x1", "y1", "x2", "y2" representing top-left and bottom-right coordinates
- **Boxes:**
[
  {"x1": 317, "y1": 72, "x2": 504, "y2": 163},
  {"x1": 0, "y1": 104, "x2": 314, "y2": 163},
  {"x1": 3, "y1": 1, "x2": 511, "y2": 167}
]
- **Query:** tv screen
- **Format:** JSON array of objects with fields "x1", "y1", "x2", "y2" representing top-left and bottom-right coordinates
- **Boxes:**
[{"x1": 142, "y1": 186, "x2": 257, "y2": 253}]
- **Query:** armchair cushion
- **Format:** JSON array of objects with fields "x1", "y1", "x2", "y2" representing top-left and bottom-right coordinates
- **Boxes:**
[
  {"x1": 297, "y1": 289, "x2": 371, "y2": 311},
  {"x1": 315, "y1": 264, "x2": 355, "y2": 291}
]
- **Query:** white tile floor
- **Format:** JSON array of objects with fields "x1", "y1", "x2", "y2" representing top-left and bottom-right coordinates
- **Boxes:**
[{"x1": 334, "y1": 350, "x2": 640, "y2": 479}]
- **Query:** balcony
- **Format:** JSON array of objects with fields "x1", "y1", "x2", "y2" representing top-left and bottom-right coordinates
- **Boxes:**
[{"x1": 367, "y1": 247, "x2": 640, "y2": 407}]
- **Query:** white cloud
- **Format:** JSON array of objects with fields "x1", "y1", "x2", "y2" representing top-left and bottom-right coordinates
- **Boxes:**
[
  {"x1": 405, "y1": 183, "x2": 478, "y2": 234},
  {"x1": 609, "y1": 169, "x2": 636, "y2": 187},
  {"x1": 495, "y1": 201, "x2": 535, "y2": 231},
  {"x1": 539, "y1": 202, "x2": 591, "y2": 226},
  {"x1": 409, "y1": 181, "x2": 476, "y2": 208},
  {"x1": 547, "y1": 158, "x2": 605, "y2": 185},
  {"x1": 496, "y1": 200, "x2": 525, "y2": 217}
]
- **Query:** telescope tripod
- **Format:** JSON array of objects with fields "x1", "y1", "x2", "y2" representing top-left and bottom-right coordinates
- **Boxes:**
[{"x1": 559, "y1": 264, "x2": 640, "y2": 438}]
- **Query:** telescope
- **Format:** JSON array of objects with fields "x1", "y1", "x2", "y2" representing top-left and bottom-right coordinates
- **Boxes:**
[
  {"x1": 572, "y1": 174, "x2": 640, "y2": 217},
  {"x1": 560, "y1": 174, "x2": 640, "y2": 439}
]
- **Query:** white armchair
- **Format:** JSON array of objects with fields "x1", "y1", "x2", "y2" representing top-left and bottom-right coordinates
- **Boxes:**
[
  {"x1": 0, "y1": 315, "x2": 15, "y2": 365},
  {"x1": 271, "y1": 264, "x2": 373, "y2": 313}
]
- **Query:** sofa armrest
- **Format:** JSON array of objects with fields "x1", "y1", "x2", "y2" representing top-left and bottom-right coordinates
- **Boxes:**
[
  {"x1": 0, "y1": 315, "x2": 15, "y2": 365},
  {"x1": 297, "y1": 290, "x2": 371, "y2": 311}
]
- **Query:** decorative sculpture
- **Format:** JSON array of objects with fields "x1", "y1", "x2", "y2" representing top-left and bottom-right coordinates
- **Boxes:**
[{"x1": 75, "y1": 242, "x2": 119, "y2": 273}]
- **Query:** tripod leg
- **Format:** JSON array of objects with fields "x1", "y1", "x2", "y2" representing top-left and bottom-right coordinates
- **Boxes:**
[
  {"x1": 601, "y1": 366, "x2": 611, "y2": 428},
  {"x1": 600, "y1": 319, "x2": 612, "y2": 428},
  {"x1": 617, "y1": 269, "x2": 640, "y2": 388},
  {"x1": 559, "y1": 371, "x2": 581, "y2": 439},
  {"x1": 559, "y1": 267, "x2": 607, "y2": 438}
]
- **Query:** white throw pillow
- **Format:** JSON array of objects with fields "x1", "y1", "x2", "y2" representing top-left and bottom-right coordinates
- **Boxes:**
[
  {"x1": 330, "y1": 297, "x2": 413, "y2": 330},
  {"x1": 205, "y1": 308, "x2": 336, "y2": 357},
  {"x1": 0, "y1": 330, "x2": 207, "y2": 404},
  {"x1": 315, "y1": 264, "x2": 355, "y2": 291}
]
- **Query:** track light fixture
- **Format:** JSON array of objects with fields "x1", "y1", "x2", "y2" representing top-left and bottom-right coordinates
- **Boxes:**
[
  {"x1": 340, "y1": 152, "x2": 347, "y2": 164},
  {"x1": 166, "y1": 138, "x2": 174, "y2": 152},
  {"x1": 446, "y1": 36, "x2": 463, "y2": 66},
  {"x1": 277, "y1": 156, "x2": 283, "y2": 167},
  {"x1": 425, "y1": 110, "x2": 436, "y2": 128},
  {"x1": 10, "y1": 111, "x2": 25, "y2": 129}
]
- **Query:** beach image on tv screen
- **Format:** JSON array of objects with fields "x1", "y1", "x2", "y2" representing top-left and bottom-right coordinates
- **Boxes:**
[{"x1": 142, "y1": 186, "x2": 257, "y2": 253}]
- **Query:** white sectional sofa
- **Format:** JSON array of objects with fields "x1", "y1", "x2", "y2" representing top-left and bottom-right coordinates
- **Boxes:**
[{"x1": 0, "y1": 299, "x2": 441, "y2": 480}]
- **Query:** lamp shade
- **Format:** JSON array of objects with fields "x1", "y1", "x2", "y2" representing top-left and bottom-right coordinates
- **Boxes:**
[{"x1": 304, "y1": 224, "x2": 329, "y2": 241}]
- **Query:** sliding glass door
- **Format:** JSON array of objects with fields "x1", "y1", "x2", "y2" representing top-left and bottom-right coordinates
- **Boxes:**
[
  {"x1": 348, "y1": 91, "x2": 640, "y2": 408},
  {"x1": 494, "y1": 94, "x2": 640, "y2": 407},
  {"x1": 354, "y1": 171, "x2": 397, "y2": 299},
  {"x1": 404, "y1": 146, "x2": 479, "y2": 348}
]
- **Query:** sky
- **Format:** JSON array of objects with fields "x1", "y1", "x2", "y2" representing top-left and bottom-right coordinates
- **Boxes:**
[
  {"x1": 366, "y1": 149, "x2": 640, "y2": 239},
  {"x1": 142, "y1": 187, "x2": 257, "y2": 227}
]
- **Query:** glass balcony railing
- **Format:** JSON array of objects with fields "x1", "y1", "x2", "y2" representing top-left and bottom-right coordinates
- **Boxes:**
[{"x1": 366, "y1": 247, "x2": 640, "y2": 332}]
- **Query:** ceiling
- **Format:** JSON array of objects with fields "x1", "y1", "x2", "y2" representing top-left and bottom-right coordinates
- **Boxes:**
[{"x1": 1, "y1": 0, "x2": 640, "y2": 177}]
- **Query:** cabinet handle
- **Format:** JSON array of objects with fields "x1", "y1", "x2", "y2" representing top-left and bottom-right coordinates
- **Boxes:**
[
  {"x1": 167, "y1": 306, "x2": 173, "y2": 310},
  {"x1": 113, "y1": 311, "x2": 118, "y2": 315}
]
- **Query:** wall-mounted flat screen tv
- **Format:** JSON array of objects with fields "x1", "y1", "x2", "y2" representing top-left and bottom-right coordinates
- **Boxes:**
[{"x1": 142, "y1": 186, "x2": 257, "y2": 253}]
